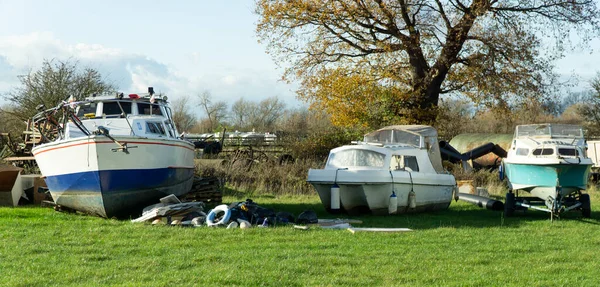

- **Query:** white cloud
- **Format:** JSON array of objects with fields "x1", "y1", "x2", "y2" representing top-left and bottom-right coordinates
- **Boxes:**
[
  {"x1": 221, "y1": 75, "x2": 237, "y2": 85},
  {"x1": 0, "y1": 32, "x2": 302, "y2": 108}
]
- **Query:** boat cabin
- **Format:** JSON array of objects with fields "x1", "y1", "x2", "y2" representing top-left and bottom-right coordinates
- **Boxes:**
[
  {"x1": 324, "y1": 125, "x2": 445, "y2": 173},
  {"x1": 65, "y1": 93, "x2": 178, "y2": 140},
  {"x1": 509, "y1": 124, "x2": 587, "y2": 159}
]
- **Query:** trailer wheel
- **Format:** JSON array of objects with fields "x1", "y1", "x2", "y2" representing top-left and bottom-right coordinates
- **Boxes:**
[
  {"x1": 504, "y1": 192, "x2": 515, "y2": 217},
  {"x1": 580, "y1": 193, "x2": 591, "y2": 218}
]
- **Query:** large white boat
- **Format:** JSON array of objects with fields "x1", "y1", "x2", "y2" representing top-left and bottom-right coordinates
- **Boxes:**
[
  {"x1": 502, "y1": 124, "x2": 592, "y2": 217},
  {"x1": 31, "y1": 88, "x2": 195, "y2": 218},
  {"x1": 307, "y1": 125, "x2": 456, "y2": 215}
]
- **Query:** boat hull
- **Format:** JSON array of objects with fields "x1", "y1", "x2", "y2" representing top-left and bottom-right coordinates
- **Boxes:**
[
  {"x1": 32, "y1": 136, "x2": 195, "y2": 218},
  {"x1": 308, "y1": 169, "x2": 455, "y2": 215},
  {"x1": 503, "y1": 162, "x2": 590, "y2": 199}
]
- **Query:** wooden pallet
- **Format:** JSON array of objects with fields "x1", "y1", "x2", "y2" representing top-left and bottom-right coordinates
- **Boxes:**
[{"x1": 181, "y1": 176, "x2": 222, "y2": 204}]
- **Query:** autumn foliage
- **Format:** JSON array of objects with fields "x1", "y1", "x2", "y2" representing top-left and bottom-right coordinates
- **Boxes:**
[{"x1": 257, "y1": 0, "x2": 599, "y2": 126}]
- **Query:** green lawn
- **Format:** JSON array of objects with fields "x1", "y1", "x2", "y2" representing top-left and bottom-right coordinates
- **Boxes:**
[{"x1": 1, "y1": 194, "x2": 600, "y2": 287}]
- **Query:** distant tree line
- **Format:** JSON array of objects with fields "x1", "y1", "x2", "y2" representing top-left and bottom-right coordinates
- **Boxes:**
[{"x1": 3, "y1": 58, "x2": 600, "y2": 160}]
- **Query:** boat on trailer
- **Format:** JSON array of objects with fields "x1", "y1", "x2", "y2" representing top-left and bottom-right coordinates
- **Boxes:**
[
  {"x1": 502, "y1": 123, "x2": 592, "y2": 218},
  {"x1": 307, "y1": 125, "x2": 456, "y2": 215},
  {"x1": 31, "y1": 88, "x2": 195, "y2": 218}
]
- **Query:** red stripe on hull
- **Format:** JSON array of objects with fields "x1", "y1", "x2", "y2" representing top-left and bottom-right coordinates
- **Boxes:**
[{"x1": 33, "y1": 139, "x2": 194, "y2": 156}]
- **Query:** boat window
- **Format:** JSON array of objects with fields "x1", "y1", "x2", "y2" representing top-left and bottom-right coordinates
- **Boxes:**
[
  {"x1": 164, "y1": 122, "x2": 174, "y2": 137},
  {"x1": 391, "y1": 155, "x2": 402, "y2": 170},
  {"x1": 146, "y1": 122, "x2": 165, "y2": 135},
  {"x1": 558, "y1": 148, "x2": 578, "y2": 156},
  {"x1": 532, "y1": 148, "x2": 554, "y2": 156},
  {"x1": 76, "y1": 103, "x2": 97, "y2": 118},
  {"x1": 156, "y1": 123, "x2": 166, "y2": 135},
  {"x1": 403, "y1": 156, "x2": 419, "y2": 172},
  {"x1": 138, "y1": 103, "x2": 163, "y2": 116},
  {"x1": 328, "y1": 149, "x2": 385, "y2": 168},
  {"x1": 390, "y1": 155, "x2": 419, "y2": 171},
  {"x1": 516, "y1": 148, "x2": 529, "y2": 156},
  {"x1": 103, "y1": 102, "x2": 131, "y2": 117}
]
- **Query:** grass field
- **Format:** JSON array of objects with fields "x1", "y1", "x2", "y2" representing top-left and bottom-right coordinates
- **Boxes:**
[{"x1": 1, "y1": 193, "x2": 600, "y2": 287}]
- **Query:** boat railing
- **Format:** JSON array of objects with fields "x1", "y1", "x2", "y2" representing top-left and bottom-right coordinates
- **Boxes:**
[{"x1": 351, "y1": 141, "x2": 384, "y2": 147}]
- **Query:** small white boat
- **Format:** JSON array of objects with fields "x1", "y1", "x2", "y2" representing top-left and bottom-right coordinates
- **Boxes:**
[
  {"x1": 31, "y1": 88, "x2": 195, "y2": 218},
  {"x1": 307, "y1": 125, "x2": 456, "y2": 215},
  {"x1": 502, "y1": 124, "x2": 592, "y2": 217}
]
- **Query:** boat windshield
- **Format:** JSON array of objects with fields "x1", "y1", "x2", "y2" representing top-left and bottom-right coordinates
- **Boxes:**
[
  {"x1": 516, "y1": 124, "x2": 584, "y2": 138},
  {"x1": 363, "y1": 129, "x2": 421, "y2": 146},
  {"x1": 362, "y1": 125, "x2": 444, "y2": 173},
  {"x1": 327, "y1": 149, "x2": 386, "y2": 168}
]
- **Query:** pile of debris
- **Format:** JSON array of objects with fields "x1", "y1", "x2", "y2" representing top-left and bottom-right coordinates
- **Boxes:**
[
  {"x1": 131, "y1": 195, "x2": 413, "y2": 233},
  {"x1": 132, "y1": 197, "x2": 310, "y2": 229}
]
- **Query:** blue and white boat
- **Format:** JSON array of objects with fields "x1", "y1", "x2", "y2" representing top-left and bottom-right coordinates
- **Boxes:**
[
  {"x1": 502, "y1": 124, "x2": 592, "y2": 217},
  {"x1": 32, "y1": 88, "x2": 195, "y2": 218}
]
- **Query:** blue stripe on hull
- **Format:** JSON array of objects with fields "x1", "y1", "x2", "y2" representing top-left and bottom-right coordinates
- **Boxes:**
[
  {"x1": 44, "y1": 168, "x2": 194, "y2": 217},
  {"x1": 504, "y1": 163, "x2": 590, "y2": 191}
]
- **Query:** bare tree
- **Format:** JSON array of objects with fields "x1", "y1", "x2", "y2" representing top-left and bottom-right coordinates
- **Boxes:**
[
  {"x1": 170, "y1": 95, "x2": 197, "y2": 134},
  {"x1": 231, "y1": 98, "x2": 254, "y2": 130},
  {"x1": 248, "y1": 97, "x2": 286, "y2": 131},
  {"x1": 197, "y1": 91, "x2": 228, "y2": 132}
]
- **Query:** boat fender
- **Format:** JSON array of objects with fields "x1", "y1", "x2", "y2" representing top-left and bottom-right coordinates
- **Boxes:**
[
  {"x1": 237, "y1": 219, "x2": 251, "y2": 229},
  {"x1": 206, "y1": 204, "x2": 231, "y2": 227},
  {"x1": 388, "y1": 191, "x2": 398, "y2": 214},
  {"x1": 330, "y1": 183, "x2": 340, "y2": 211},
  {"x1": 226, "y1": 221, "x2": 239, "y2": 229},
  {"x1": 408, "y1": 191, "x2": 416, "y2": 209},
  {"x1": 453, "y1": 186, "x2": 460, "y2": 201},
  {"x1": 191, "y1": 213, "x2": 207, "y2": 227}
]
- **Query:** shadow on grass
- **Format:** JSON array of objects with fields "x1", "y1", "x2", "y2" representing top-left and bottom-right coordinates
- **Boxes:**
[{"x1": 258, "y1": 200, "x2": 600, "y2": 230}]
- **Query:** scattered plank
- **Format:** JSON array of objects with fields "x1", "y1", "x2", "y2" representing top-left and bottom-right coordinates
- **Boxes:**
[
  {"x1": 347, "y1": 227, "x2": 412, "y2": 234},
  {"x1": 320, "y1": 223, "x2": 352, "y2": 229},
  {"x1": 132, "y1": 202, "x2": 205, "y2": 223},
  {"x1": 317, "y1": 219, "x2": 363, "y2": 226}
]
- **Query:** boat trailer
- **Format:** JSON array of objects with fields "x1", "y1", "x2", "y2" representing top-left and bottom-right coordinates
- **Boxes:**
[{"x1": 504, "y1": 188, "x2": 591, "y2": 220}]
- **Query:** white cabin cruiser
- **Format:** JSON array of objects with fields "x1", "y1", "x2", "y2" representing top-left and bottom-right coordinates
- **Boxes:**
[
  {"x1": 31, "y1": 88, "x2": 195, "y2": 218},
  {"x1": 307, "y1": 125, "x2": 456, "y2": 215}
]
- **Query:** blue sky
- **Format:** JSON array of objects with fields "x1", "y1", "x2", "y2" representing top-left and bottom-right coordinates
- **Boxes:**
[{"x1": 0, "y1": 0, "x2": 599, "y2": 111}]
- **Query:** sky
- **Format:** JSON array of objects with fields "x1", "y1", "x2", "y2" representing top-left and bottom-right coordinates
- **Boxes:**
[
  {"x1": 0, "y1": 0, "x2": 301, "y2": 109},
  {"x1": 0, "y1": 1, "x2": 599, "y2": 112}
]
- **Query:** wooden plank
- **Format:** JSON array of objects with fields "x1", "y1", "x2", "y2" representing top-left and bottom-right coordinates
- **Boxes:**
[
  {"x1": 347, "y1": 227, "x2": 412, "y2": 234},
  {"x1": 317, "y1": 219, "x2": 363, "y2": 225},
  {"x1": 320, "y1": 223, "x2": 352, "y2": 229}
]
